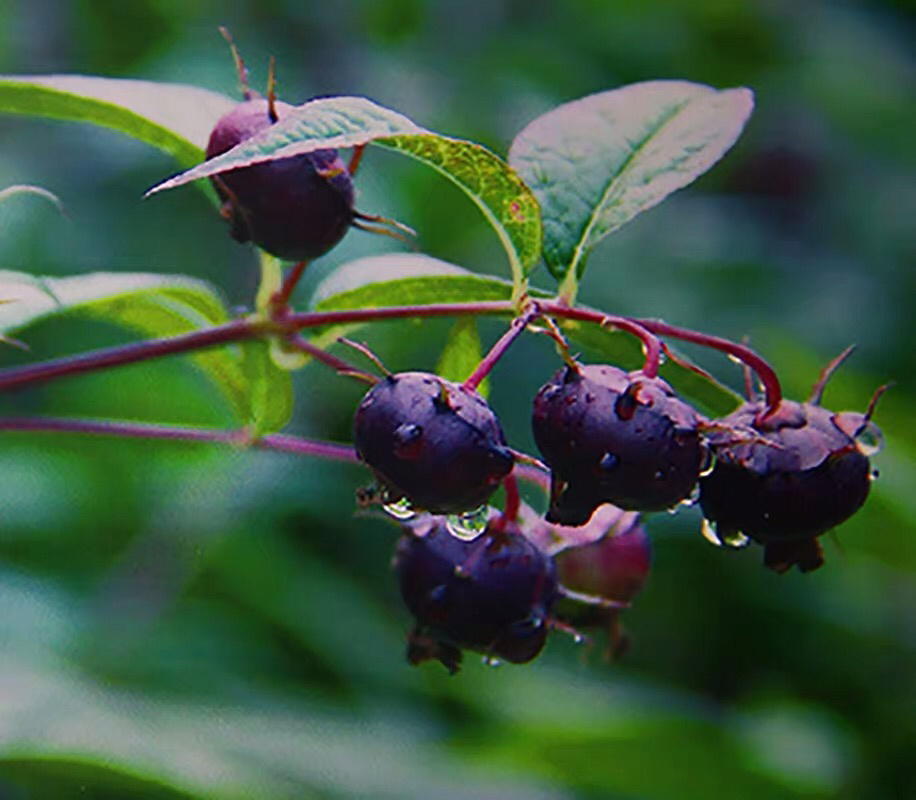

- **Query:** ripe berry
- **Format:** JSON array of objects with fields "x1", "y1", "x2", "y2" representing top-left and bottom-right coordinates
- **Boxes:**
[
  {"x1": 353, "y1": 372, "x2": 514, "y2": 514},
  {"x1": 206, "y1": 98, "x2": 355, "y2": 261},
  {"x1": 532, "y1": 363, "x2": 704, "y2": 524},
  {"x1": 699, "y1": 399, "x2": 879, "y2": 572},
  {"x1": 394, "y1": 516, "x2": 558, "y2": 671}
]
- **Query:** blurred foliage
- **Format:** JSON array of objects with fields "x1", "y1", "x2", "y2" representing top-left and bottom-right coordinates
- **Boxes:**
[{"x1": 0, "y1": 1, "x2": 913, "y2": 798}]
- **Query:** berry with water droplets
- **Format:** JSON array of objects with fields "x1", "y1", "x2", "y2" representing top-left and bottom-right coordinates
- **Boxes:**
[
  {"x1": 353, "y1": 372, "x2": 514, "y2": 514},
  {"x1": 206, "y1": 98, "x2": 354, "y2": 261},
  {"x1": 394, "y1": 516, "x2": 558, "y2": 672},
  {"x1": 699, "y1": 399, "x2": 879, "y2": 573},
  {"x1": 532, "y1": 364, "x2": 704, "y2": 524}
]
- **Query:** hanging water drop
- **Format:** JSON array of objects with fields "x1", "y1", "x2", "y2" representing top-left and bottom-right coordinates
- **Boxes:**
[
  {"x1": 854, "y1": 420, "x2": 884, "y2": 457},
  {"x1": 701, "y1": 517, "x2": 724, "y2": 547},
  {"x1": 445, "y1": 505, "x2": 489, "y2": 540},
  {"x1": 721, "y1": 529, "x2": 750, "y2": 549},
  {"x1": 383, "y1": 496, "x2": 417, "y2": 520},
  {"x1": 699, "y1": 444, "x2": 716, "y2": 477}
]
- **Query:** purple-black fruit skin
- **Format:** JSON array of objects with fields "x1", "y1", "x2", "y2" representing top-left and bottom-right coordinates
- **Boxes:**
[
  {"x1": 353, "y1": 372, "x2": 514, "y2": 514},
  {"x1": 205, "y1": 99, "x2": 354, "y2": 261},
  {"x1": 532, "y1": 364, "x2": 703, "y2": 523},
  {"x1": 699, "y1": 400, "x2": 872, "y2": 545},
  {"x1": 394, "y1": 520, "x2": 558, "y2": 664}
]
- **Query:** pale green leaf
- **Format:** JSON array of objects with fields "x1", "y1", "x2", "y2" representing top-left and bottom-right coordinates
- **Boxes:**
[
  {"x1": 0, "y1": 271, "x2": 250, "y2": 422},
  {"x1": 509, "y1": 81, "x2": 753, "y2": 286},
  {"x1": 437, "y1": 318, "x2": 487, "y2": 398},
  {"x1": 0, "y1": 75, "x2": 235, "y2": 203}
]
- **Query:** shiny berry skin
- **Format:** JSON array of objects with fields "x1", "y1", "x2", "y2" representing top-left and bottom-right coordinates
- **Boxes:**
[
  {"x1": 532, "y1": 364, "x2": 704, "y2": 524},
  {"x1": 205, "y1": 98, "x2": 354, "y2": 261},
  {"x1": 353, "y1": 372, "x2": 514, "y2": 514},
  {"x1": 699, "y1": 400, "x2": 876, "y2": 573},
  {"x1": 394, "y1": 517, "x2": 558, "y2": 671}
]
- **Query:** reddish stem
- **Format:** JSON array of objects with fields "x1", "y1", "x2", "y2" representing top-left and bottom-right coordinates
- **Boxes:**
[
  {"x1": 490, "y1": 471, "x2": 521, "y2": 534},
  {"x1": 633, "y1": 317, "x2": 783, "y2": 416},
  {"x1": 0, "y1": 318, "x2": 266, "y2": 393},
  {"x1": 0, "y1": 416, "x2": 360, "y2": 462},
  {"x1": 462, "y1": 309, "x2": 537, "y2": 392},
  {"x1": 539, "y1": 302, "x2": 662, "y2": 379},
  {"x1": 272, "y1": 260, "x2": 309, "y2": 309}
]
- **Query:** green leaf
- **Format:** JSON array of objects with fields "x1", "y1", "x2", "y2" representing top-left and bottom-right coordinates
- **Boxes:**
[
  {"x1": 145, "y1": 96, "x2": 542, "y2": 284},
  {"x1": 437, "y1": 318, "x2": 486, "y2": 398},
  {"x1": 509, "y1": 81, "x2": 754, "y2": 290},
  {"x1": 0, "y1": 75, "x2": 235, "y2": 203},
  {"x1": 240, "y1": 340, "x2": 294, "y2": 436},
  {"x1": 0, "y1": 271, "x2": 254, "y2": 425}
]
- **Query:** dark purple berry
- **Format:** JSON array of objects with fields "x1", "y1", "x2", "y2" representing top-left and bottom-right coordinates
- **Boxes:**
[
  {"x1": 394, "y1": 517, "x2": 558, "y2": 671},
  {"x1": 699, "y1": 400, "x2": 878, "y2": 573},
  {"x1": 532, "y1": 364, "x2": 704, "y2": 524},
  {"x1": 353, "y1": 372, "x2": 514, "y2": 514},
  {"x1": 206, "y1": 98, "x2": 354, "y2": 261}
]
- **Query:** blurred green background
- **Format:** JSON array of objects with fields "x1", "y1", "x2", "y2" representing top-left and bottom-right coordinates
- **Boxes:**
[{"x1": 0, "y1": 1, "x2": 914, "y2": 798}]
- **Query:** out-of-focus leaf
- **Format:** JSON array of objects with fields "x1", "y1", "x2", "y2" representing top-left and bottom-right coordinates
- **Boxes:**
[
  {"x1": 145, "y1": 97, "x2": 541, "y2": 283},
  {"x1": 0, "y1": 75, "x2": 233, "y2": 165},
  {"x1": 509, "y1": 81, "x2": 753, "y2": 292},
  {"x1": 0, "y1": 271, "x2": 253, "y2": 427},
  {"x1": 0, "y1": 656, "x2": 563, "y2": 800},
  {"x1": 0, "y1": 75, "x2": 234, "y2": 206},
  {"x1": 437, "y1": 318, "x2": 486, "y2": 397}
]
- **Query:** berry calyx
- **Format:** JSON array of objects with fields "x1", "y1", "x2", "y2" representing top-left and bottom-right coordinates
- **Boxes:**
[
  {"x1": 699, "y1": 398, "x2": 881, "y2": 572},
  {"x1": 206, "y1": 98, "x2": 355, "y2": 261},
  {"x1": 532, "y1": 363, "x2": 705, "y2": 524},
  {"x1": 353, "y1": 372, "x2": 514, "y2": 514},
  {"x1": 394, "y1": 516, "x2": 558, "y2": 672}
]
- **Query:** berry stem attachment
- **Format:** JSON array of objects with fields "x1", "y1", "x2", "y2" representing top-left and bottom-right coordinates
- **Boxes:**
[
  {"x1": 633, "y1": 317, "x2": 783, "y2": 417},
  {"x1": 270, "y1": 260, "x2": 309, "y2": 311},
  {"x1": 463, "y1": 308, "x2": 538, "y2": 393},
  {"x1": 348, "y1": 144, "x2": 366, "y2": 176},
  {"x1": 538, "y1": 303, "x2": 662, "y2": 379},
  {"x1": 285, "y1": 334, "x2": 378, "y2": 383},
  {"x1": 491, "y1": 471, "x2": 522, "y2": 533}
]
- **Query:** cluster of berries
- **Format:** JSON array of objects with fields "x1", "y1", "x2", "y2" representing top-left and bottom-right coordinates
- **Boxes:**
[
  {"x1": 348, "y1": 363, "x2": 880, "y2": 670},
  {"x1": 203, "y1": 34, "x2": 884, "y2": 672}
]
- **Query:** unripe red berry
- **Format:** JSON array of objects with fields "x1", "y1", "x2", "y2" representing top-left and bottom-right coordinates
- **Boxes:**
[
  {"x1": 699, "y1": 400, "x2": 878, "y2": 572},
  {"x1": 532, "y1": 364, "x2": 704, "y2": 524},
  {"x1": 205, "y1": 98, "x2": 354, "y2": 260},
  {"x1": 394, "y1": 516, "x2": 558, "y2": 671},
  {"x1": 353, "y1": 372, "x2": 514, "y2": 514}
]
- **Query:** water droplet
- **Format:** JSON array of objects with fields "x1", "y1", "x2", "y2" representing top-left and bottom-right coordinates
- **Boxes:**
[
  {"x1": 446, "y1": 505, "x2": 489, "y2": 540},
  {"x1": 393, "y1": 423, "x2": 423, "y2": 458},
  {"x1": 701, "y1": 518, "x2": 723, "y2": 547},
  {"x1": 699, "y1": 444, "x2": 716, "y2": 477},
  {"x1": 721, "y1": 529, "x2": 750, "y2": 549},
  {"x1": 428, "y1": 585, "x2": 447, "y2": 605},
  {"x1": 482, "y1": 655, "x2": 503, "y2": 668},
  {"x1": 599, "y1": 452, "x2": 619, "y2": 471},
  {"x1": 869, "y1": 469, "x2": 879, "y2": 482},
  {"x1": 727, "y1": 354, "x2": 743, "y2": 366},
  {"x1": 855, "y1": 421, "x2": 884, "y2": 457},
  {"x1": 573, "y1": 632, "x2": 586, "y2": 645},
  {"x1": 383, "y1": 497, "x2": 417, "y2": 520}
]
